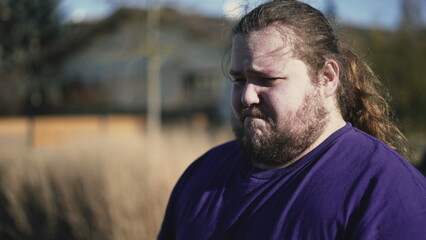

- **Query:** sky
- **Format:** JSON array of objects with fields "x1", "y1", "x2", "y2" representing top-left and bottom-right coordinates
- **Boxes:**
[{"x1": 59, "y1": 0, "x2": 425, "y2": 30}]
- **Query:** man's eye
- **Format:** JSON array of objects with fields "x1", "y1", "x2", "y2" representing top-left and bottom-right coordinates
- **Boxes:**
[
  {"x1": 261, "y1": 78, "x2": 278, "y2": 82},
  {"x1": 259, "y1": 78, "x2": 279, "y2": 86},
  {"x1": 232, "y1": 78, "x2": 246, "y2": 85}
]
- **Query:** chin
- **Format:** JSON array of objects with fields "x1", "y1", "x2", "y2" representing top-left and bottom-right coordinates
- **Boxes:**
[{"x1": 231, "y1": 91, "x2": 329, "y2": 168}]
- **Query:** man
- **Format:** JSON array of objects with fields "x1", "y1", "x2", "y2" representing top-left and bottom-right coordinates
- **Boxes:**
[{"x1": 158, "y1": 1, "x2": 426, "y2": 239}]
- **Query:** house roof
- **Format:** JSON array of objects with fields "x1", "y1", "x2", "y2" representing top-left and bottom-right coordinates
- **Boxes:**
[{"x1": 40, "y1": 7, "x2": 231, "y2": 65}]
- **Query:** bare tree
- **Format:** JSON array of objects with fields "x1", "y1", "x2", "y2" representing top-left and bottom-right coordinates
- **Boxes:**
[{"x1": 0, "y1": 0, "x2": 63, "y2": 115}]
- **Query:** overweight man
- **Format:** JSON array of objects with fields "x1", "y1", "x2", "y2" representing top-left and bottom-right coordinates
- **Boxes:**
[{"x1": 158, "y1": 1, "x2": 426, "y2": 239}]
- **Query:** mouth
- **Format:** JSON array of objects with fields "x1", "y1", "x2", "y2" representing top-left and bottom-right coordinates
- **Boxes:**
[
  {"x1": 244, "y1": 115, "x2": 263, "y2": 122},
  {"x1": 241, "y1": 108, "x2": 266, "y2": 122}
]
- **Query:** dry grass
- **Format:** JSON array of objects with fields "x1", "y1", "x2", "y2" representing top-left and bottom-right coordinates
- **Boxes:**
[
  {"x1": 0, "y1": 116, "x2": 423, "y2": 239},
  {"x1": 0, "y1": 116, "x2": 232, "y2": 239}
]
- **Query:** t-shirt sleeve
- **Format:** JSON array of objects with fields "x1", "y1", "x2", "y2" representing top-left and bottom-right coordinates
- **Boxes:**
[
  {"x1": 157, "y1": 161, "x2": 197, "y2": 239},
  {"x1": 157, "y1": 149, "x2": 212, "y2": 239},
  {"x1": 342, "y1": 147, "x2": 426, "y2": 240},
  {"x1": 157, "y1": 141, "x2": 239, "y2": 239},
  {"x1": 347, "y1": 164, "x2": 426, "y2": 240},
  {"x1": 374, "y1": 211, "x2": 426, "y2": 240}
]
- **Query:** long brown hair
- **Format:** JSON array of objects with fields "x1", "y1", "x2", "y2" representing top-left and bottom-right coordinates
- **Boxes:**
[{"x1": 231, "y1": 0, "x2": 411, "y2": 158}]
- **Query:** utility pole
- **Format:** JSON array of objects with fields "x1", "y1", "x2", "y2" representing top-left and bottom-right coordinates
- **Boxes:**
[
  {"x1": 146, "y1": 0, "x2": 162, "y2": 136},
  {"x1": 401, "y1": 0, "x2": 423, "y2": 31}
]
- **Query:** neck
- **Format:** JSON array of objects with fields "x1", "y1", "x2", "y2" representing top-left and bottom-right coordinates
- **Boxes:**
[
  {"x1": 253, "y1": 112, "x2": 346, "y2": 170},
  {"x1": 296, "y1": 114, "x2": 346, "y2": 160}
]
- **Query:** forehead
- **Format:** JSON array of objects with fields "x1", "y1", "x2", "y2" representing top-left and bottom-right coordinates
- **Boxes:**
[
  {"x1": 232, "y1": 25, "x2": 296, "y2": 59},
  {"x1": 231, "y1": 25, "x2": 297, "y2": 73}
]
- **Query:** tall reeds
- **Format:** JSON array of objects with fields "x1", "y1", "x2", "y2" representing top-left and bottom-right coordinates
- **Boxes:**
[{"x1": 0, "y1": 126, "x2": 232, "y2": 239}]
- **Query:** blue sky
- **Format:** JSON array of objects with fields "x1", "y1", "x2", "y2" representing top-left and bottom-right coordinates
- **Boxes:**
[{"x1": 59, "y1": 0, "x2": 424, "y2": 30}]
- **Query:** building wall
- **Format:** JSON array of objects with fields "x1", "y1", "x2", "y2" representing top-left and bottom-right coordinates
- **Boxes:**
[{"x1": 60, "y1": 10, "x2": 229, "y2": 122}]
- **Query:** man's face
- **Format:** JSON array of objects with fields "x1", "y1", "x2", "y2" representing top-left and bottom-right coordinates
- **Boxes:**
[{"x1": 230, "y1": 26, "x2": 328, "y2": 168}]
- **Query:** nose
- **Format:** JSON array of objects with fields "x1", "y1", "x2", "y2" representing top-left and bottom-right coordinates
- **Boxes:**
[{"x1": 241, "y1": 82, "x2": 260, "y2": 107}]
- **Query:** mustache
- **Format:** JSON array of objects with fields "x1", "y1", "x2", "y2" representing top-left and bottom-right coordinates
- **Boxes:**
[{"x1": 241, "y1": 107, "x2": 267, "y2": 119}]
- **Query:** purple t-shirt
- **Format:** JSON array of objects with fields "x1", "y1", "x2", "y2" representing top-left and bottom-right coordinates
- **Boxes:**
[{"x1": 158, "y1": 123, "x2": 426, "y2": 239}]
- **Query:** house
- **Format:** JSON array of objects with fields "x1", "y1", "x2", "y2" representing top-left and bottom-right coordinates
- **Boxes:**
[{"x1": 52, "y1": 7, "x2": 232, "y2": 124}]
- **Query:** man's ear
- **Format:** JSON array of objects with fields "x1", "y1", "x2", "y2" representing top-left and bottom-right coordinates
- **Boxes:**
[{"x1": 319, "y1": 59, "x2": 340, "y2": 98}]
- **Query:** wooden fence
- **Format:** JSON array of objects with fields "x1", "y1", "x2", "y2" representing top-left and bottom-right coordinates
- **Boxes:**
[{"x1": 0, "y1": 115, "x2": 146, "y2": 147}]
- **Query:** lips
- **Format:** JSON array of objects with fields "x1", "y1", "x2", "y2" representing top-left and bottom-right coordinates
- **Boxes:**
[{"x1": 241, "y1": 108, "x2": 266, "y2": 121}]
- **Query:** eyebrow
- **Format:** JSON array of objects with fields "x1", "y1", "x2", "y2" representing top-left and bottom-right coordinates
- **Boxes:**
[
  {"x1": 228, "y1": 68, "x2": 280, "y2": 78},
  {"x1": 228, "y1": 69, "x2": 241, "y2": 77}
]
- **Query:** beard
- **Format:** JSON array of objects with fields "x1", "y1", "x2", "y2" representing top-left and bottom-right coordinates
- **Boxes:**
[{"x1": 232, "y1": 90, "x2": 329, "y2": 168}]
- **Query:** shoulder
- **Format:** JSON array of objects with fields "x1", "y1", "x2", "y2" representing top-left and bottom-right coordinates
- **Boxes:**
[
  {"x1": 329, "y1": 126, "x2": 426, "y2": 238},
  {"x1": 183, "y1": 140, "x2": 241, "y2": 175},
  {"x1": 165, "y1": 140, "x2": 243, "y2": 222},
  {"x1": 172, "y1": 140, "x2": 242, "y2": 191},
  {"x1": 332, "y1": 126, "x2": 415, "y2": 173},
  {"x1": 336, "y1": 126, "x2": 400, "y2": 158},
  {"x1": 158, "y1": 141, "x2": 241, "y2": 239},
  {"x1": 333, "y1": 126, "x2": 426, "y2": 194}
]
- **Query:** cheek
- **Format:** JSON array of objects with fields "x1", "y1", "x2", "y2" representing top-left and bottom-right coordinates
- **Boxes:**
[
  {"x1": 231, "y1": 85, "x2": 242, "y2": 113},
  {"x1": 266, "y1": 88, "x2": 299, "y2": 121}
]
